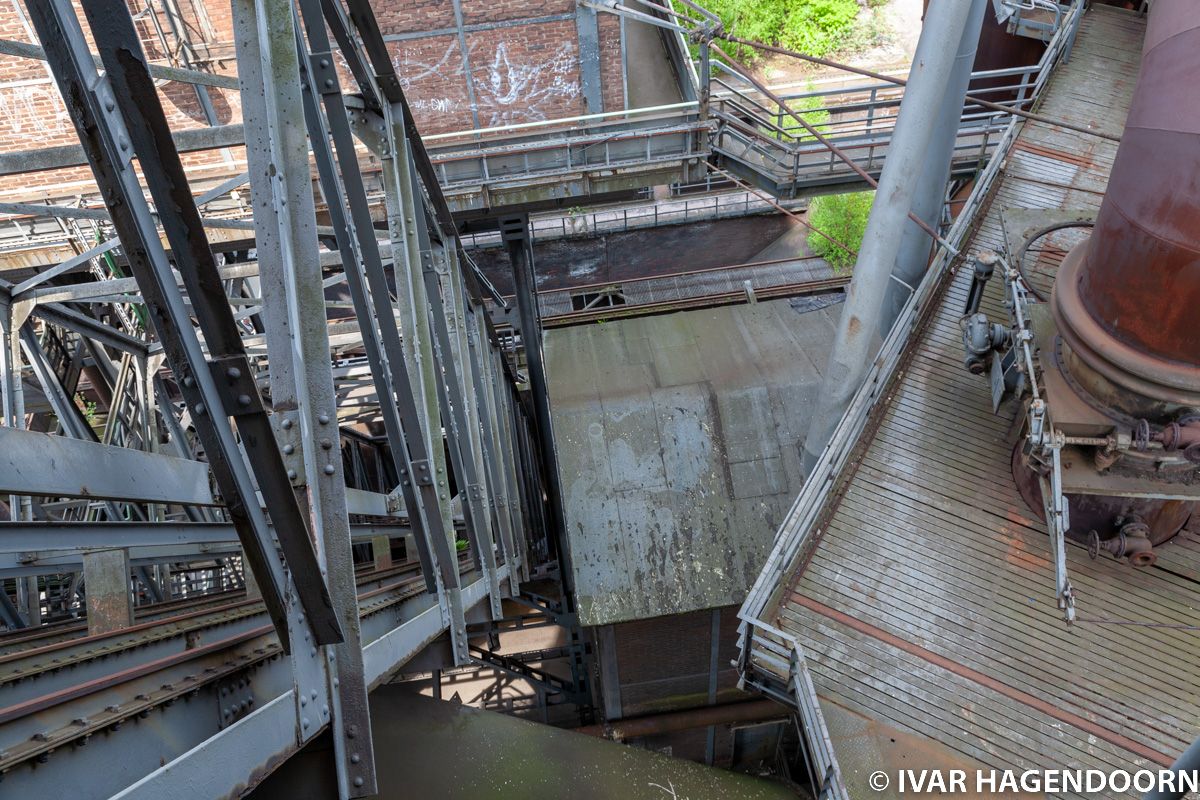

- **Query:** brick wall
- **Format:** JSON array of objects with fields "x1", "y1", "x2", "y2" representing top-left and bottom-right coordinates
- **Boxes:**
[
  {"x1": 610, "y1": 605, "x2": 745, "y2": 717},
  {"x1": 0, "y1": 0, "x2": 629, "y2": 200},
  {"x1": 0, "y1": 1, "x2": 245, "y2": 201}
]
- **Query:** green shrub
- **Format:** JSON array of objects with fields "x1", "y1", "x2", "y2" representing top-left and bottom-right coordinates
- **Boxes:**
[
  {"x1": 702, "y1": 0, "x2": 864, "y2": 61},
  {"x1": 779, "y1": 0, "x2": 861, "y2": 57},
  {"x1": 806, "y1": 191, "x2": 874, "y2": 271}
]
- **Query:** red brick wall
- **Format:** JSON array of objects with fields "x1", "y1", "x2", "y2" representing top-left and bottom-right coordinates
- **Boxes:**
[
  {"x1": 598, "y1": 12, "x2": 626, "y2": 115},
  {"x1": 466, "y1": 20, "x2": 583, "y2": 129},
  {"x1": 0, "y1": 1, "x2": 244, "y2": 200},
  {"x1": 0, "y1": 1, "x2": 627, "y2": 199},
  {"x1": 611, "y1": 605, "x2": 744, "y2": 717}
]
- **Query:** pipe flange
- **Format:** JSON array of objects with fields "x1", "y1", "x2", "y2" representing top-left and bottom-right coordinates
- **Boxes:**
[{"x1": 1052, "y1": 240, "x2": 1200, "y2": 408}]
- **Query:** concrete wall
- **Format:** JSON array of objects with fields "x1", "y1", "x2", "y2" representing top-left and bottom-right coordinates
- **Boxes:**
[{"x1": 547, "y1": 296, "x2": 842, "y2": 627}]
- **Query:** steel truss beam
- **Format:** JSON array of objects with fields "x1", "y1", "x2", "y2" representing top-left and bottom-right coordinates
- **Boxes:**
[
  {"x1": 0, "y1": 0, "x2": 547, "y2": 795},
  {"x1": 24, "y1": 0, "x2": 341, "y2": 651}
]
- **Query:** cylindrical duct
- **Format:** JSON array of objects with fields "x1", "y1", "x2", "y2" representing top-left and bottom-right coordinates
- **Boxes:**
[{"x1": 1053, "y1": 0, "x2": 1200, "y2": 410}]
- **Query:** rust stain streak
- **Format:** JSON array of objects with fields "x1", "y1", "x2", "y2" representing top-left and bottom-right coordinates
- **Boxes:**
[{"x1": 1012, "y1": 139, "x2": 1096, "y2": 168}]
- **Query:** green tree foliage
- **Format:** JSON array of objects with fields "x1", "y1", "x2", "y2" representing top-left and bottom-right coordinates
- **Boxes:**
[
  {"x1": 806, "y1": 191, "x2": 873, "y2": 271},
  {"x1": 779, "y1": 0, "x2": 861, "y2": 56},
  {"x1": 705, "y1": 0, "x2": 864, "y2": 61}
]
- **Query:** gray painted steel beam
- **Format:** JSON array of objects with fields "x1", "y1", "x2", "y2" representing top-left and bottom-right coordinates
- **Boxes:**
[
  {"x1": 0, "y1": 123, "x2": 246, "y2": 177},
  {"x1": 801, "y1": 0, "x2": 978, "y2": 473},
  {"x1": 0, "y1": 521, "x2": 411, "y2": 552},
  {"x1": 575, "y1": 3, "x2": 604, "y2": 114},
  {"x1": 881, "y1": 0, "x2": 987, "y2": 333},
  {"x1": 234, "y1": 0, "x2": 376, "y2": 788},
  {"x1": 0, "y1": 427, "x2": 216, "y2": 505}
]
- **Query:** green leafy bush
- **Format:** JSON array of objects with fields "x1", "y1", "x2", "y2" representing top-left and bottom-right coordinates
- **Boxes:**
[
  {"x1": 703, "y1": 0, "x2": 865, "y2": 61},
  {"x1": 779, "y1": 0, "x2": 861, "y2": 57},
  {"x1": 806, "y1": 191, "x2": 874, "y2": 271}
]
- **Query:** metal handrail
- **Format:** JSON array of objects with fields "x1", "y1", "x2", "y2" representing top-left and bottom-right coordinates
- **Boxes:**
[
  {"x1": 736, "y1": 0, "x2": 1084, "y2": 644},
  {"x1": 424, "y1": 100, "x2": 701, "y2": 143}
]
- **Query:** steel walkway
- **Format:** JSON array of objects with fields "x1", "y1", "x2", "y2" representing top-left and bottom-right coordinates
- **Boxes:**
[{"x1": 738, "y1": 8, "x2": 1198, "y2": 798}]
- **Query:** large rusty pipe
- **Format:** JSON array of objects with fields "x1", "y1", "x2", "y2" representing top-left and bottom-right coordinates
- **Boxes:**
[
  {"x1": 1053, "y1": 0, "x2": 1200, "y2": 410},
  {"x1": 574, "y1": 699, "x2": 786, "y2": 740}
]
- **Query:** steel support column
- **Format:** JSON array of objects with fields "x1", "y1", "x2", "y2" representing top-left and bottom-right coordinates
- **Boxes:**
[
  {"x1": 501, "y1": 216, "x2": 572, "y2": 593},
  {"x1": 293, "y1": 0, "x2": 468, "y2": 663},
  {"x1": 27, "y1": 0, "x2": 343, "y2": 651},
  {"x1": 233, "y1": 0, "x2": 376, "y2": 792},
  {"x1": 575, "y1": 2, "x2": 604, "y2": 115},
  {"x1": 801, "y1": 0, "x2": 978, "y2": 473},
  {"x1": 881, "y1": 0, "x2": 987, "y2": 334}
]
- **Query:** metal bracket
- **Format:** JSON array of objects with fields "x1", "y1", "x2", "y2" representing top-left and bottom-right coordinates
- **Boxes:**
[
  {"x1": 308, "y1": 54, "x2": 342, "y2": 97},
  {"x1": 207, "y1": 354, "x2": 265, "y2": 417},
  {"x1": 401, "y1": 458, "x2": 435, "y2": 487},
  {"x1": 419, "y1": 249, "x2": 436, "y2": 275},
  {"x1": 385, "y1": 487, "x2": 406, "y2": 515},
  {"x1": 88, "y1": 74, "x2": 136, "y2": 169},
  {"x1": 271, "y1": 410, "x2": 306, "y2": 486},
  {"x1": 215, "y1": 675, "x2": 257, "y2": 730}
]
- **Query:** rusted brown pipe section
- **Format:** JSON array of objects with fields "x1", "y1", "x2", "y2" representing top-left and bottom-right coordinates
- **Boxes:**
[
  {"x1": 574, "y1": 699, "x2": 786, "y2": 740},
  {"x1": 1053, "y1": 0, "x2": 1200, "y2": 410}
]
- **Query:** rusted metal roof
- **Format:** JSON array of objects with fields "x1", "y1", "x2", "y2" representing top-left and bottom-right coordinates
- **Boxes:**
[
  {"x1": 765, "y1": 8, "x2": 1200, "y2": 795},
  {"x1": 547, "y1": 296, "x2": 841, "y2": 625}
]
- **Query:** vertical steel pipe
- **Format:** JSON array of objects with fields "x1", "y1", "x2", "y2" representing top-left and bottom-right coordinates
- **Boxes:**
[
  {"x1": 802, "y1": 0, "x2": 979, "y2": 472},
  {"x1": 882, "y1": 0, "x2": 987, "y2": 335}
]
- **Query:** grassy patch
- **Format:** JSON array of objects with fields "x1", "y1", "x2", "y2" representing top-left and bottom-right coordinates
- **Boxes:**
[
  {"x1": 759, "y1": 85, "x2": 832, "y2": 142},
  {"x1": 806, "y1": 191, "x2": 874, "y2": 271}
]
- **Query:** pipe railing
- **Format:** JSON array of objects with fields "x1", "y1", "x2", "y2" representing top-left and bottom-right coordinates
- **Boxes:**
[{"x1": 735, "y1": 0, "x2": 1085, "y2": 693}]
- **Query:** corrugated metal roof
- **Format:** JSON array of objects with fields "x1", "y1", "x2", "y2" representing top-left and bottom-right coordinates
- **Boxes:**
[{"x1": 547, "y1": 296, "x2": 841, "y2": 625}]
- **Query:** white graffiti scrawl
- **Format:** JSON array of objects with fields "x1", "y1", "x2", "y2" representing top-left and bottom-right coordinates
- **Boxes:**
[
  {"x1": 0, "y1": 83, "x2": 72, "y2": 138},
  {"x1": 474, "y1": 42, "x2": 580, "y2": 127},
  {"x1": 389, "y1": 37, "x2": 583, "y2": 130}
]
